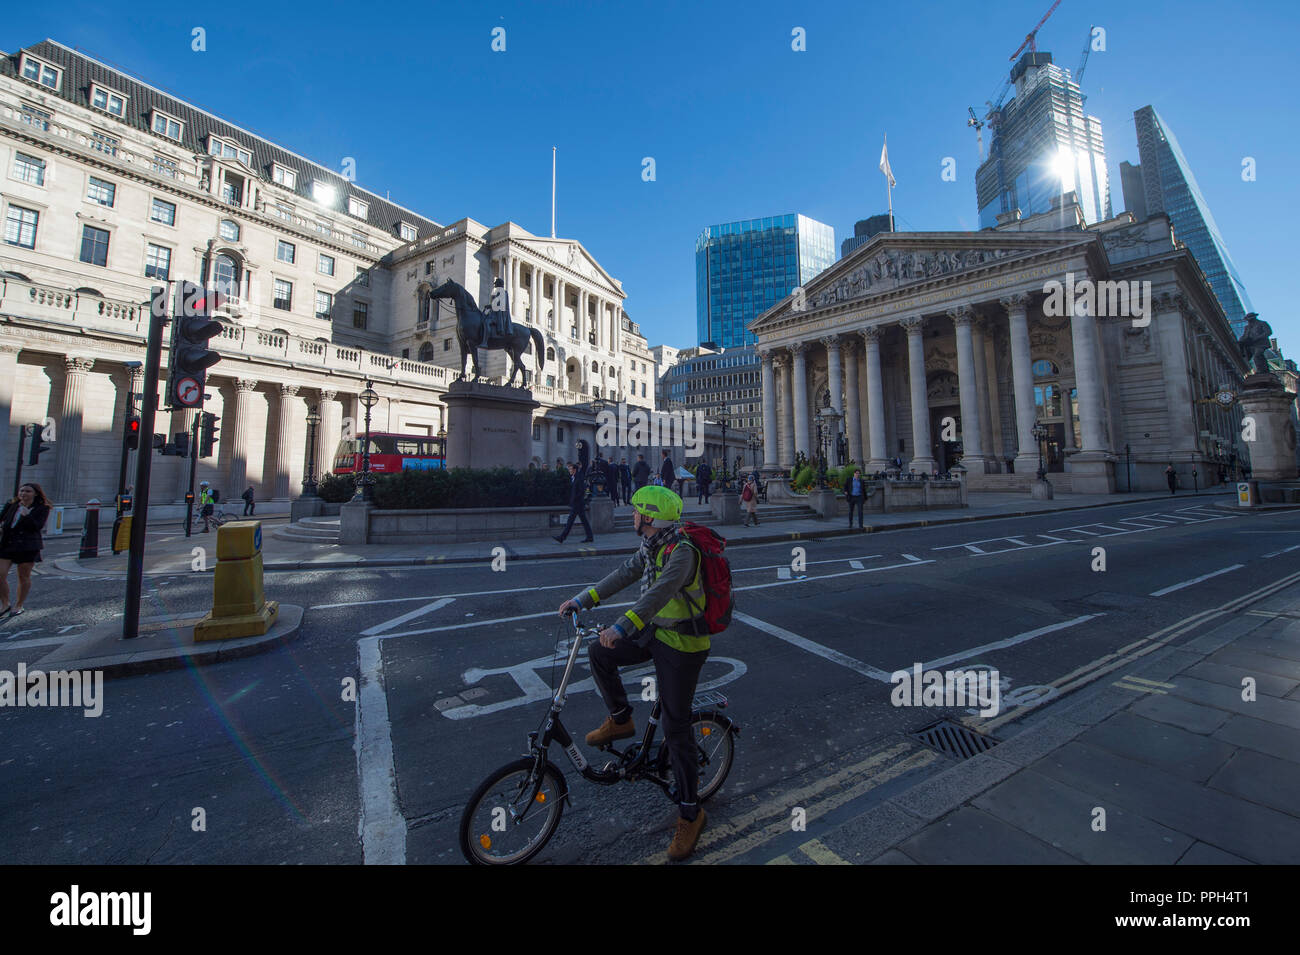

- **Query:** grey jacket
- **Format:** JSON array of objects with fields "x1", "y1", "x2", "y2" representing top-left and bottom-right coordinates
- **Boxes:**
[{"x1": 573, "y1": 533, "x2": 698, "y2": 646}]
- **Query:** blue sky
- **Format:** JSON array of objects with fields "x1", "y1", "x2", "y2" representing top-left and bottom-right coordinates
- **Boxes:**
[{"x1": 8, "y1": 0, "x2": 1298, "y2": 350}]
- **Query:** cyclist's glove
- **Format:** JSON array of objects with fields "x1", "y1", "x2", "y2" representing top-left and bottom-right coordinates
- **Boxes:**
[{"x1": 571, "y1": 588, "x2": 629, "y2": 641}]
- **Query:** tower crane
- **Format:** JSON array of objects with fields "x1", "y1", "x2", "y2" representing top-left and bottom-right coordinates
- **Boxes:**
[
  {"x1": 1075, "y1": 25, "x2": 1094, "y2": 107},
  {"x1": 1009, "y1": 0, "x2": 1063, "y2": 61},
  {"x1": 967, "y1": 106, "x2": 985, "y2": 160}
]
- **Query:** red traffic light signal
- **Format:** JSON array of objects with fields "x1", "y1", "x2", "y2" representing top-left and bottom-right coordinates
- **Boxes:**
[
  {"x1": 168, "y1": 280, "x2": 224, "y2": 408},
  {"x1": 125, "y1": 415, "x2": 141, "y2": 451}
]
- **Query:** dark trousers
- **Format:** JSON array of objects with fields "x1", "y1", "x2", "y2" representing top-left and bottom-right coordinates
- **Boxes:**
[
  {"x1": 698, "y1": 481, "x2": 711, "y2": 504},
  {"x1": 847, "y1": 496, "x2": 864, "y2": 527},
  {"x1": 609, "y1": 483, "x2": 619, "y2": 505},
  {"x1": 243, "y1": 501, "x2": 254, "y2": 516},
  {"x1": 557, "y1": 503, "x2": 592, "y2": 541},
  {"x1": 1167, "y1": 475, "x2": 1177, "y2": 494},
  {"x1": 588, "y1": 636, "x2": 709, "y2": 817},
  {"x1": 621, "y1": 480, "x2": 631, "y2": 503}
]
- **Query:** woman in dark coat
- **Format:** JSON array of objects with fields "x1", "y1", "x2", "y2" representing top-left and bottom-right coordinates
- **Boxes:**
[{"x1": 0, "y1": 482, "x2": 51, "y2": 618}]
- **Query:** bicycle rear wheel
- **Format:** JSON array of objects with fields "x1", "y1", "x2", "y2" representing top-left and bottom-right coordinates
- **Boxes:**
[
  {"x1": 459, "y1": 758, "x2": 566, "y2": 865},
  {"x1": 691, "y1": 713, "x2": 735, "y2": 802}
]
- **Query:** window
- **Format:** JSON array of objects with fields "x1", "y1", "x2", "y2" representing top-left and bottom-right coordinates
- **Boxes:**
[
  {"x1": 213, "y1": 254, "x2": 239, "y2": 297},
  {"x1": 276, "y1": 240, "x2": 295, "y2": 264},
  {"x1": 348, "y1": 196, "x2": 369, "y2": 218},
  {"x1": 150, "y1": 197, "x2": 176, "y2": 226},
  {"x1": 219, "y1": 219, "x2": 240, "y2": 241},
  {"x1": 90, "y1": 84, "x2": 127, "y2": 117},
  {"x1": 221, "y1": 174, "x2": 243, "y2": 206},
  {"x1": 546, "y1": 347, "x2": 555, "y2": 361},
  {"x1": 641, "y1": 382, "x2": 647, "y2": 397},
  {"x1": 80, "y1": 225, "x2": 110, "y2": 266},
  {"x1": 1031, "y1": 359, "x2": 1060, "y2": 377},
  {"x1": 443, "y1": 338, "x2": 451, "y2": 351},
  {"x1": 86, "y1": 176, "x2": 115, "y2": 207},
  {"x1": 356, "y1": 267, "x2": 369, "y2": 287},
  {"x1": 274, "y1": 279, "x2": 292, "y2": 310},
  {"x1": 351, "y1": 231, "x2": 367, "y2": 249},
  {"x1": 145, "y1": 243, "x2": 171, "y2": 280},
  {"x1": 311, "y1": 181, "x2": 335, "y2": 206},
  {"x1": 353, "y1": 302, "x2": 368, "y2": 329},
  {"x1": 418, "y1": 342, "x2": 434, "y2": 363},
  {"x1": 92, "y1": 132, "x2": 120, "y2": 157},
  {"x1": 4, "y1": 206, "x2": 39, "y2": 248},
  {"x1": 401, "y1": 348, "x2": 409, "y2": 359},
  {"x1": 546, "y1": 375, "x2": 556, "y2": 388},
  {"x1": 269, "y1": 202, "x2": 292, "y2": 222},
  {"x1": 12, "y1": 152, "x2": 46, "y2": 186},
  {"x1": 318, "y1": 253, "x2": 335, "y2": 276},
  {"x1": 20, "y1": 55, "x2": 60, "y2": 90},
  {"x1": 273, "y1": 164, "x2": 297, "y2": 190},
  {"x1": 207, "y1": 137, "x2": 252, "y2": 167},
  {"x1": 150, "y1": 111, "x2": 182, "y2": 140},
  {"x1": 399, "y1": 222, "x2": 417, "y2": 241},
  {"x1": 152, "y1": 155, "x2": 178, "y2": 179},
  {"x1": 425, "y1": 261, "x2": 435, "y2": 275},
  {"x1": 18, "y1": 104, "x2": 51, "y2": 130},
  {"x1": 315, "y1": 290, "x2": 332, "y2": 319}
]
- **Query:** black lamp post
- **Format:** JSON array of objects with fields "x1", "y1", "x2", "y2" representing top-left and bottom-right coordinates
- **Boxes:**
[
  {"x1": 353, "y1": 380, "x2": 378, "y2": 502},
  {"x1": 716, "y1": 407, "x2": 730, "y2": 484},
  {"x1": 1032, "y1": 420, "x2": 1048, "y2": 481},
  {"x1": 747, "y1": 430, "x2": 762, "y2": 474},
  {"x1": 302, "y1": 404, "x2": 321, "y2": 497}
]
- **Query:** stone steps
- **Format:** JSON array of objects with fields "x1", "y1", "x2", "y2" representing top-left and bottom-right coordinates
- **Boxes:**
[{"x1": 272, "y1": 517, "x2": 340, "y2": 543}]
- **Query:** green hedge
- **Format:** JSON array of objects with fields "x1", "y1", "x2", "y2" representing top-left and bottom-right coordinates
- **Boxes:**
[
  {"x1": 370, "y1": 466, "x2": 570, "y2": 510},
  {"x1": 318, "y1": 472, "x2": 355, "y2": 503}
]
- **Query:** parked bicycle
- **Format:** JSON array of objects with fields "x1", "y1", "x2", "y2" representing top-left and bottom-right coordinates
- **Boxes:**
[{"x1": 459, "y1": 612, "x2": 739, "y2": 864}]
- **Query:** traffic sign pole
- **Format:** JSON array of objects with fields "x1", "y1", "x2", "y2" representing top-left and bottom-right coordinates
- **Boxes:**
[
  {"x1": 124, "y1": 288, "x2": 168, "y2": 640},
  {"x1": 184, "y1": 412, "x2": 201, "y2": 537}
]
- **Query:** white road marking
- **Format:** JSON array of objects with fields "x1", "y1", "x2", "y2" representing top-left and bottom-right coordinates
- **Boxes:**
[
  {"x1": 0, "y1": 636, "x2": 69, "y2": 650},
  {"x1": 916, "y1": 615, "x2": 1101, "y2": 671},
  {"x1": 355, "y1": 635, "x2": 406, "y2": 865},
  {"x1": 849, "y1": 560, "x2": 864, "y2": 569},
  {"x1": 733, "y1": 612, "x2": 894, "y2": 682},
  {"x1": 361, "y1": 598, "x2": 456, "y2": 636},
  {"x1": 777, "y1": 567, "x2": 791, "y2": 579},
  {"x1": 1149, "y1": 564, "x2": 1245, "y2": 597},
  {"x1": 1261, "y1": 544, "x2": 1300, "y2": 558},
  {"x1": 902, "y1": 554, "x2": 921, "y2": 562}
]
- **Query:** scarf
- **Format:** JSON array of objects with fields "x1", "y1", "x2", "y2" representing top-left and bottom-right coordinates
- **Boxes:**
[{"x1": 638, "y1": 523, "x2": 679, "y2": 596}]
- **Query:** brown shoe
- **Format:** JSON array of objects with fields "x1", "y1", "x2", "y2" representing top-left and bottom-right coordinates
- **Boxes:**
[
  {"x1": 585, "y1": 715, "x2": 636, "y2": 747},
  {"x1": 668, "y1": 810, "x2": 706, "y2": 861}
]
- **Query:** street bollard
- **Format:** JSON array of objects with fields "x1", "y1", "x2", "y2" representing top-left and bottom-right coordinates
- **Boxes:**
[
  {"x1": 193, "y1": 521, "x2": 278, "y2": 641},
  {"x1": 112, "y1": 514, "x2": 132, "y2": 555},
  {"x1": 79, "y1": 499, "x2": 101, "y2": 559}
]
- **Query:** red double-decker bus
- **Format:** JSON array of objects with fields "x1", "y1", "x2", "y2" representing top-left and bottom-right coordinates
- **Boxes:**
[{"x1": 331, "y1": 432, "x2": 446, "y2": 474}]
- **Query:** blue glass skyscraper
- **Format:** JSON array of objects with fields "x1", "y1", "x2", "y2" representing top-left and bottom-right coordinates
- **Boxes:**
[
  {"x1": 1127, "y1": 105, "x2": 1254, "y2": 334},
  {"x1": 695, "y1": 214, "x2": 835, "y2": 348}
]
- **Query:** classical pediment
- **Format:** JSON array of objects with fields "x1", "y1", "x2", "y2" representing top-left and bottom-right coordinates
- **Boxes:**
[
  {"x1": 516, "y1": 238, "x2": 619, "y2": 292},
  {"x1": 751, "y1": 233, "x2": 1093, "y2": 332}
]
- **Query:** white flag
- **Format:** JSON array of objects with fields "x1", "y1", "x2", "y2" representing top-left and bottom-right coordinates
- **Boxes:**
[{"x1": 879, "y1": 136, "x2": 896, "y2": 188}]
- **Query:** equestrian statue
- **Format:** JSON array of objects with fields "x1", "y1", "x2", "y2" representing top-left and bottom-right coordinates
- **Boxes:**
[
  {"x1": 428, "y1": 277, "x2": 545, "y2": 387},
  {"x1": 1237, "y1": 312, "x2": 1274, "y2": 377}
]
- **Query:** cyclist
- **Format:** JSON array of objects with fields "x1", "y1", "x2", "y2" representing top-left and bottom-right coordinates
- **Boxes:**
[
  {"x1": 558, "y1": 485, "x2": 711, "y2": 861},
  {"x1": 198, "y1": 481, "x2": 215, "y2": 533}
]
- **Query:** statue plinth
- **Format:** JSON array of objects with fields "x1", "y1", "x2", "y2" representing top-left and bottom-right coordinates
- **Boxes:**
[
  {"x1": 443, "y1": 379, "x2": 540, "y2": 470},
  {"x1": 1238, "y1": 374, "x2": 1299, "y2": 482}
]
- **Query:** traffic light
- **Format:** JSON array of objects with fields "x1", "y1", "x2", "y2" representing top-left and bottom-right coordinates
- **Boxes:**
[
  {"x1": 200, "y1": 413, "x2": 220, "y2": 458},
  {"x1": 27, "y1": 422, "x2": 51, "y2": 466},
  {"x1": 125, "y1": 415, "x2": 141, "y2": 451},
  {"x1": 167, "y1": 280, "x2": 223, "y2": 409},
  {"x1": 173, "y1": 431, "x2": 189, "y2": 457}
]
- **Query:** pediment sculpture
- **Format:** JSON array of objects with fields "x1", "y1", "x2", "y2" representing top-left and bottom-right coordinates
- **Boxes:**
[{"x1": 813, "y1": 247, "x2": 1025, "y2": 308}]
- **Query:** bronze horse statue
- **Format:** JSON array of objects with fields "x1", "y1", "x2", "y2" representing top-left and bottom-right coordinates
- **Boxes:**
[{"x1": 429, "y1": 278, "x2": 545, "y2": 387}]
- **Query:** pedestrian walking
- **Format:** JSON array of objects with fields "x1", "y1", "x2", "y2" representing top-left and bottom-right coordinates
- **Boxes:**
[
  {"x1": 846, "y1": 468, "x2": 865, "y2": 530},
  {"x1": 241, "y1": 485, "x2": 256, "y2": 516},
  {"x1": 1165, "y1": 463, "x2": 1177, "y2": 495},
  {"x1": 632, "y1": 453, "x2": 650, "y2": 491},
  {"x1": 659, "y1": 449, "x2": 675, "y2": 491},
  {"x1": 553, "y1": 460, "x2": 594, "y2": 544},
  {"x1": 0, "y1": 482, "x2": 51, "y2": 619},
  {"x1": 618, "y1": 457, "x2": 632, "y2": 503},
  {"x1": 741, "y1": 474, "x2": 759, "y2": 526},
  {"x1": 696, "y1": 460, "x2": 712, "y2": 504}
]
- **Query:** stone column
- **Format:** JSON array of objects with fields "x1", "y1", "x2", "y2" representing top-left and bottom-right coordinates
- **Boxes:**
[
  {"x1": 901, "y1": 316, "x2": 936, "y2": 473},
  {"x1": 316, "y1": 389, "x2": 338, "y2": 480},
  {"x1": 529, "y1": 266, "x2": 540, "y2": 324},
  {"x1": 843, "y1": 339, "x2": 862, "y2": 465},
  {"x1": 0, "y1": 344, "x2": 20, "y2": 495},
  {"x1": 511, "y1": 258, "x2": 521, "y2": 321},
  {"x1": 970, "y1": 317, "x2": 995, "y2": 467},
  {"x1": 791, "y1": 342, "x2": 810, "y2": 460},
  {"x1": 1068, "y1": 291, "x2": 1116, "y2": 492},
  {"x1": 54, "y1": 357, "x2": 94, "y2": 503},
  {"x1": 227, "y1": 378, "x2": 259, "y2": 496},
  {"x1": 777, "y1": 355, "x2": 794, "y2": 469},
  {"x1": 861, "y1": 327, "x2": 889, "y2": 468},
  {"x1": 273, "y1": 384, "x2": 299, "y2": 499},
  {"x1": 554, "y1": 278, "x2": 564, "y2": 332},
  {"x1": 760, "y1": 349, "x2": 779, "y2": 469},
  {"x1": 1002, "y1": 294, "x2": 1039, "y2": 474},
  {"x1": 949, "y1": 306, "x2": 987, "y2": 471}
]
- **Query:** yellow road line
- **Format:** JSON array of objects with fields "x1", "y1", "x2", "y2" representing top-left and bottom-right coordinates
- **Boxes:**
[
  {"x1": 799, "y1": 838, "x2": 851, "y2": 865},
  {"x1": 1123, "y1": 676, "x2": 1176, "y2": 688},
  {"x1": 639, "y1": 741, "x2": 917, "y2": 865},
  {"x1": 765, "y1": 854, "x2": 796, "y2": 865},
  {"x1": 1113, "y1": 680, "x2": 1168, "y2": 694}
]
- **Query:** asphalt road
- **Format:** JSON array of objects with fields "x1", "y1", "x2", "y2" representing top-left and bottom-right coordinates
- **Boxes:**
[{"x1": 3, "y1": 494, "x2": 1298, "y2": 864}]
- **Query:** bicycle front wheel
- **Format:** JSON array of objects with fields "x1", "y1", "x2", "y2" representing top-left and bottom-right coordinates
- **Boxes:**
[{"x1": 459, "y1": 758, "x2": 566, "y2": 865}]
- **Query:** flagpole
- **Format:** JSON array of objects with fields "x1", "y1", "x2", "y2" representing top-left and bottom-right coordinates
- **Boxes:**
[{"x1": 551, "y1": 146, "x2": 557, "y2": 238}]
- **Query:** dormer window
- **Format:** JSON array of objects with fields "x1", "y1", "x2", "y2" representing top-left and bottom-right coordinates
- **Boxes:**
[
  {"x1": 207, "y1": 136, "x2": 252, "y2": 168},
  {"x1": 20, "y1": 55, "x2": 61, "y2": 91},
  {"x1": 311, "y1": 180, "x2": 336, "y2": 207},
  {"x1": 399, "y1": 222, "x2": 417, "y2": 242},
  {"x1": 272, "y1": 164, "x2": 297, "y2": 190},
  {"x1": 348, "y1": 196, "x2": 368, "y2": 219},
  {"x1": 90, "y1": 84, "x2": 128, "y2": 118},
  {"x1": 150, "y1": 110, "x2": 183, "y2": 140}
]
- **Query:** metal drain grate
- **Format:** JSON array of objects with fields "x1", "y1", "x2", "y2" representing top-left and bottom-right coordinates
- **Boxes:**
[{"x1": 911, "y1": 720, "x2": 998, "y2": 759}]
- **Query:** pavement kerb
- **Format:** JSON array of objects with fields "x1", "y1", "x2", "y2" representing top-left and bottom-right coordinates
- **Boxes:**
[{"x1": 52, "y1": 490, "x2": 1231, "y2": 578}]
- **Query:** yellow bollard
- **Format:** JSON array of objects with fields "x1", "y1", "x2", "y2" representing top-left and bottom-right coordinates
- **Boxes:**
[
  {"x1": 112, "y1": 515, "x2": 132, "y2": 554},
  {"x1": 193, "y1": 521, "x2": 279, "y2": 641}
]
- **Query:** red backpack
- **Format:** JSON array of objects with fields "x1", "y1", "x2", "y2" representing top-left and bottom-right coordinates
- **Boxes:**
[{"x1": 663, "y1": 522, "x2": 734, "y2": 634}]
